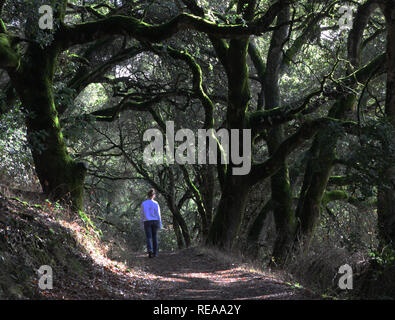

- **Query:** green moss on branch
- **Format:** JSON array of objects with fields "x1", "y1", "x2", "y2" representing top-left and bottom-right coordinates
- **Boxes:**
[
  {"x1": 0, "y1": 34, "x2": 19, "y2": 69},
  {"x1": 322, "y1": 190, "x2": 349, "y2": 207}
]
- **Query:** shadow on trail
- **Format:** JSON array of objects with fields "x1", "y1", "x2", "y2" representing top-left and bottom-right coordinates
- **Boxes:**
[
  {"x1": 128, "y1": 248, "x2": 319, "y2": 300},
  {"x1": 0, "y1": 194, "x2": 317, "y2": 300}
]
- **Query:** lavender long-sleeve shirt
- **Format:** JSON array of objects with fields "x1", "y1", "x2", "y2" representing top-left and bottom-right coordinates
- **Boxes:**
[{"x1": 140, "y1": 199, "x2": 162, "y2": 229}]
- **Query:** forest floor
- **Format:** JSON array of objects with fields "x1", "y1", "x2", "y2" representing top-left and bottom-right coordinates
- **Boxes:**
[
  {"x1": 37, "y1": 247, "x2": 321, "y2": 300},
  {"x1": 0, "y1": 188, "x2": 321, "y2": 300},
  {"x1": 127, "y1": 248, "x2": 321, "y2": 300}
]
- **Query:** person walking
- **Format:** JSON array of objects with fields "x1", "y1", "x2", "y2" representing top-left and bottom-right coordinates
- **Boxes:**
[{"x1": 140, "y1": 189, "x2": 163, "y2": 258}]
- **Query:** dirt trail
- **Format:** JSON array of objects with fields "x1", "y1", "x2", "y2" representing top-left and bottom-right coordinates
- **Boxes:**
[
  {"x1": 129, "y1": 248, "x2": 320, "y2": 300},
  {"x1": 1, "y1": 193, "x2": 320, "y2": 300}
]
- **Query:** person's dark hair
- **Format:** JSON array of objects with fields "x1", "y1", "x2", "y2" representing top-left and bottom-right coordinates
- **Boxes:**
[{"x1": 147, "y1": 189, "x2": 155, "y2": 198}]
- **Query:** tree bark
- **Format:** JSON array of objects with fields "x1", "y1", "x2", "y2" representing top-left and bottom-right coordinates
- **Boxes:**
[
  {"x1": 246, "y1": 199, "x2": 273, "y2": 257},
  {"x1": 263, "y1": 4, "x2": 296, "y2": 266},
  {"x1": 9, "y1": 44, "x2": 86, "y2": 211},
  {"x1": 292, "y1": 2, "x2": 383, "y2": 250},
  {"x1": 172, "y1": 215, "x2": 185, "y2": 249},
  {"x1": 294, "y1": 94, "x2": 356, "y2": 249},
  {"x1": 206, "y1": 176, "x2": 250, "y2": 250},
  {"x1": 205, "y1": 6, "x2": 252, "y2": 249}
]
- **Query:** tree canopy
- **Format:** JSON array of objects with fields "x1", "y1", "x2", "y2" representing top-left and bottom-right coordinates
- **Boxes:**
[{"x1": 0, "y1": 0, "x2": 394, "y2": 274}]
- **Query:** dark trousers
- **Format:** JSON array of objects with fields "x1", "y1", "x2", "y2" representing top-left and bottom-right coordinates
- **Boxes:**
[{"x1": 144, "y1": 220, "x2": 160, "y2": 255}]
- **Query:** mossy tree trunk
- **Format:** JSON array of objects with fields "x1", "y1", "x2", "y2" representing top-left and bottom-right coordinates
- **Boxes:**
[
  {"x1": 294, "y1": 94, "x2": 356, "y2": 249},
  {"x1": 206, "y1": 1, "x2": 254, "y2": 250},
  {"x1": 0, "y1": 1, "x2": 86, "y2": 211},
  {"x1": 263, "y1": 5, "x2": 296, "y2": 266},
  {"x1": 292, "y1": 2, "x2": 383, "y2": 251},
  {"x1": 207, "y1": 176, "x2": 251, "y2": 250},
  {"x1": 166, "y1": 195, "x2": 191, "y2": 248},
  {"x1": 246, "y1": 199, "x2": 273, "y2": 258},
  {"x1": 9, "y1": 44, "x2": 86, "y2": 211},
  {"x1": 205, "y1": 35, "x2": 252, "y2": 249},
  {"x1": 172, "y1": 215, "x2": 185, "y2": 249}
]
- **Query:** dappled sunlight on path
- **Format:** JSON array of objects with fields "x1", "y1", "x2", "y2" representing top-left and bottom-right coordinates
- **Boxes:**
[
  {"x1": 128, "y1": 248, "x2": 320, "y2": 300},
  {"x1": 0, "y1": 194, "x2": 319, "y2": 300}
]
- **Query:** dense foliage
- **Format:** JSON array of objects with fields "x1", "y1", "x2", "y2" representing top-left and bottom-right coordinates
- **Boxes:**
[{"x1": 0, "y1": 0, "x2": 394, "y2": 298}]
